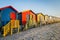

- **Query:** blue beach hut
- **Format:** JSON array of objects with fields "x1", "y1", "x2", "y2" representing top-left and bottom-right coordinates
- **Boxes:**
[{"x1": 0, "y1": 6, "x2": 18, "y2": 27}]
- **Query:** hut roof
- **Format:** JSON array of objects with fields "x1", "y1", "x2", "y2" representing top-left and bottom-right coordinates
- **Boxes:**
[
  {"x1": 37, "y1": 13, "x2": 44, "y2": 16},
  {"x1": 21, "y1": 10, "x2": 36, "y2": 15},
  {"x1": 0, "y1": 6, "x2": 18, "y2": 12}
]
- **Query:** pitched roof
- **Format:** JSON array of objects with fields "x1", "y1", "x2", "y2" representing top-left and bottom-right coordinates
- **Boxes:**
[
  {"x1": 0, "y1": 6, "x2": 18, "y2": 12},
  {"x1": 29, "y1": 10, "x2": 36, "y2": 15},
  {"x1": 22, "y1": 10, "x2": 36, "y2": 15},
  {"x1": 37, "y1": 13, "x2": 45, "y2": 16}
]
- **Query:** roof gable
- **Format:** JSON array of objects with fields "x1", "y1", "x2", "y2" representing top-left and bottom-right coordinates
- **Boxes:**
[
  {"x1": 29, "y1": 10, "x2": 36, "y2": 15},
  {"x1": 0, "y1": 6, "x2": 18, "y2": 12},
  {"x1": 21, "y1": 10, "x2": 36, "y2": 15},
  {"x1": 37, "y1": 13, "x2": 44, "y2": 16}
]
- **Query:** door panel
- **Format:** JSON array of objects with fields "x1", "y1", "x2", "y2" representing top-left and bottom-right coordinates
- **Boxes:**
[{"x1": 18, "y1": 13, "x2": 22, "y2": 25}]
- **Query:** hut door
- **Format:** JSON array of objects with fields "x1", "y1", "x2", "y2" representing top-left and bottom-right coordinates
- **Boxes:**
[
  {"x1": 39, "y1": 16, "x2": 41, "y2": 24},
  {"x1": 26, "y1": 14, "x2": 30, "y2": 22},
  {"x1": 18, "y1": 13, "x2": 22, "y2": 25},
  {"x1": 29, "y1": 14, "x2": 33, "y2": 25},
  {"x1": 10, "y1": 12, "x2": 16, "y2": 20},
  {"x1": 40, "y1": 16, "x2": 42, "y2": 22},
  {"x1": 40, "y1": 15, "x2": 43, "y2": 23}
]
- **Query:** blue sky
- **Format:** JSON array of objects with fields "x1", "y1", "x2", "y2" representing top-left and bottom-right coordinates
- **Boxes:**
[{"x1": 0, "y1": 0, "x2": 60, "y2": 17}]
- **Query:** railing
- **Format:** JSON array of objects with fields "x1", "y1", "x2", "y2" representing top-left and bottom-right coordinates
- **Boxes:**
[
  {"x1": 2, "y1": 22, "x2": 10, "y2": 37},
  {"x1": 10, "y1": 20, "x2": 20, "y2": 35},
  {"x1": 2, "y1": 20, "x2": 20, "y2": 37}
]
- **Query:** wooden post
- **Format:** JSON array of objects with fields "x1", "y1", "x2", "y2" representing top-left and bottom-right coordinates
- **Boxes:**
[
  {"x1": 10, "y1": 20, "x2": 13, "y2": 35},
  {"x1": 25, "y1": 23, "x2": 28, "y2": 30},
  {"x1": 3, "y1": 27, "x2": 5, "y2": 37},
  {"x1": 18, "y1": 20, "x2": 20, "y2": 33},
  {"x1": 11, "y1": 27, "x2": 12, "y2": 35}
]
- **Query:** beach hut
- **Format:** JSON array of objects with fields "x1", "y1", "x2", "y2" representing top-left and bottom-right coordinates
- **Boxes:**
[
  {"x1": 0, "y1": 6, "x2": 18, "y2": 27},
  {"x1": 37, "y1": 13, "x2": 46, "y2": 25},
  {"x1": 45, "y1": 16, "x2": 53, "y2": 24},
  {"x1": 18, "y1": 10, "x2": 36, "y2": 25},
  {"x1": 49, "y1": 16, "x2": 55, "y2": 23},
  {"x1": 18, "y1": 10, "x2": 37, "y2": 30},
  {"x1": 45, "y1": 15, "x2": 49, "y2": 24}
]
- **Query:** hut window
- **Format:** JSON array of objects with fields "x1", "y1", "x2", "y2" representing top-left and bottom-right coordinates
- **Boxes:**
[{"x1": 10, "y1": 12, "x2": 16, "y2": 20}]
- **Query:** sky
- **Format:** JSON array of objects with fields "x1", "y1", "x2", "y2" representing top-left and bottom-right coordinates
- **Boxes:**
[{"x1": 0, "y1": 0, "x2": 60, "y2": 17}]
